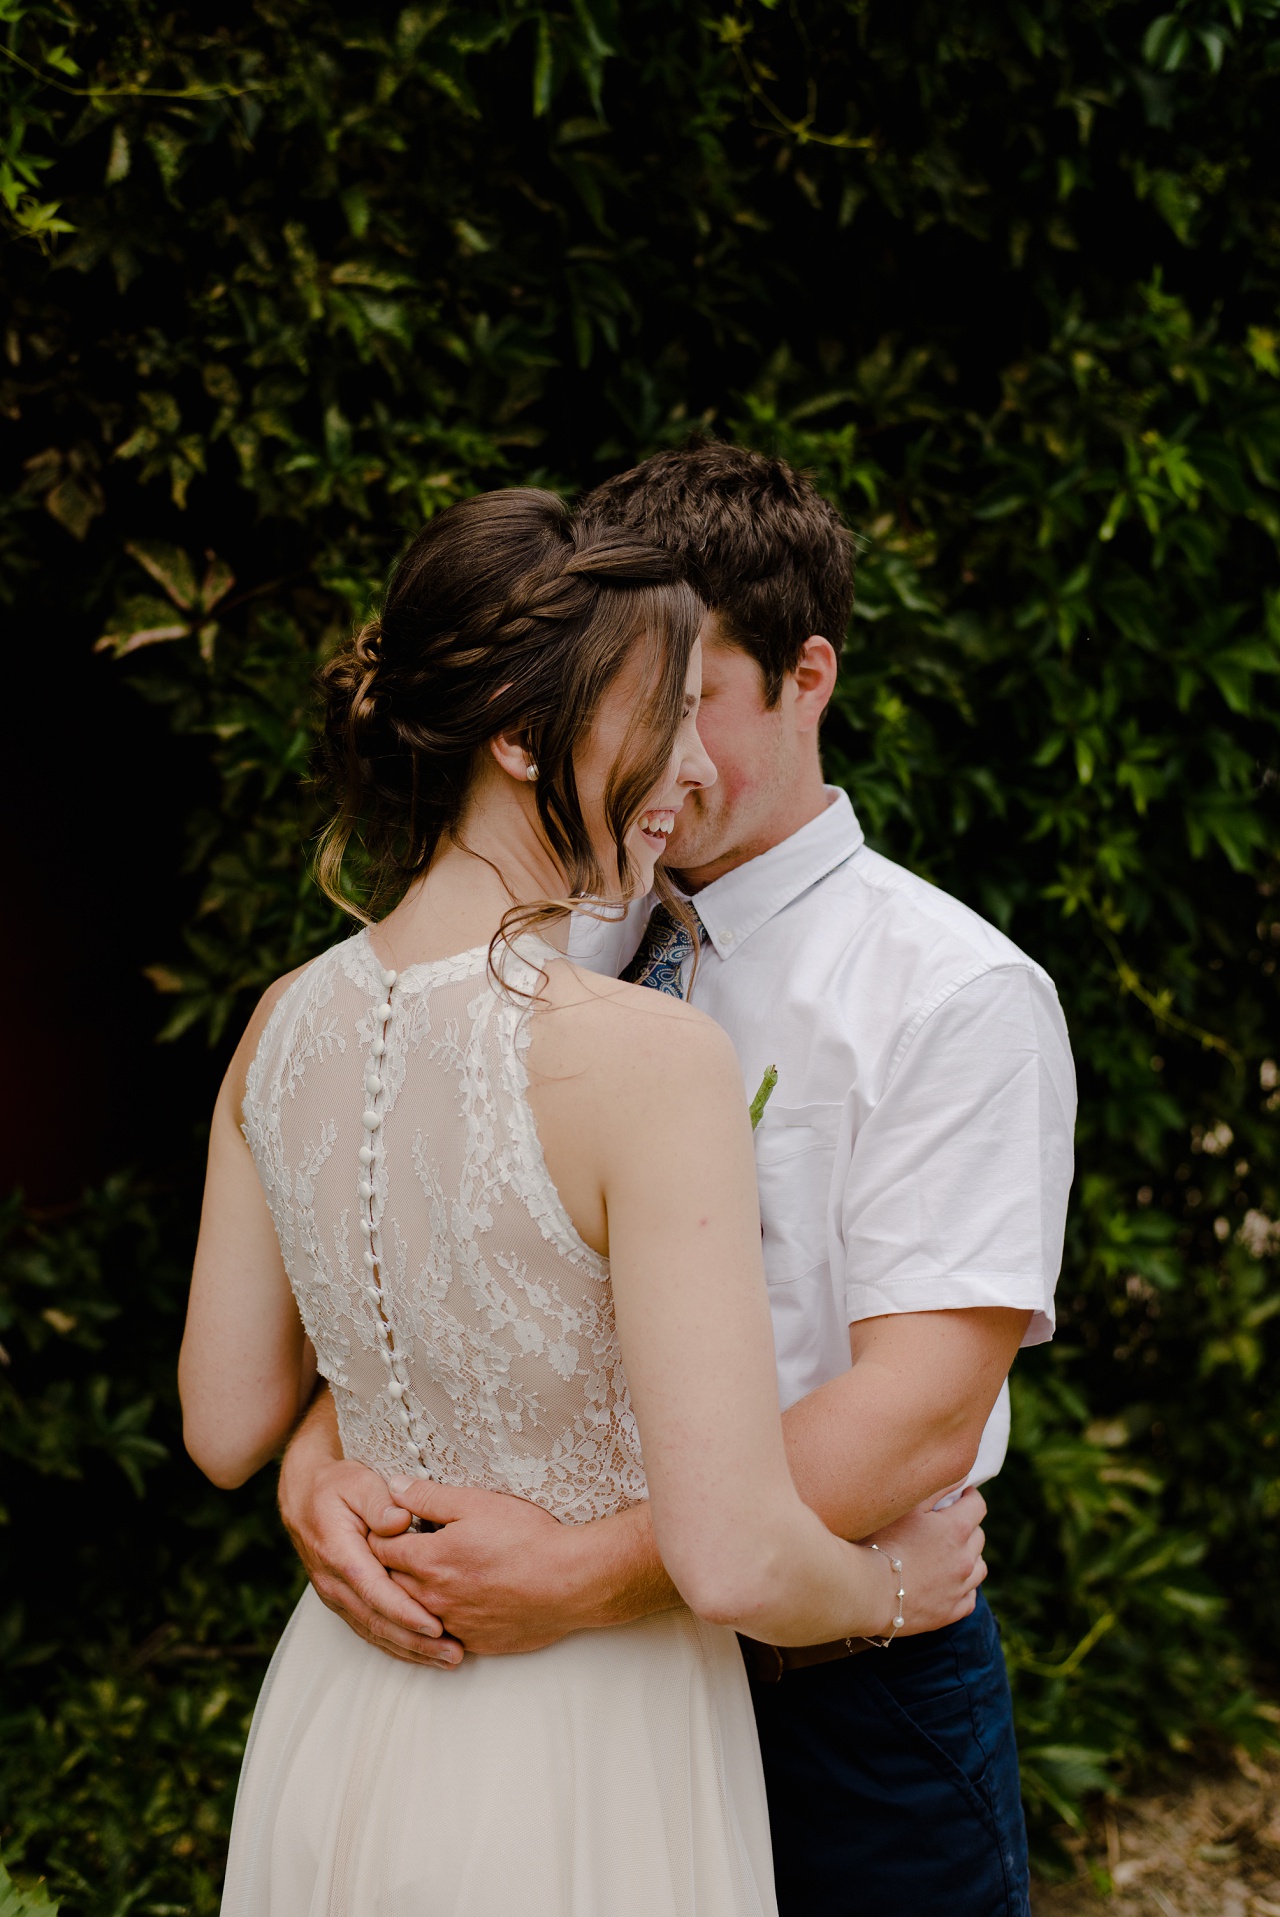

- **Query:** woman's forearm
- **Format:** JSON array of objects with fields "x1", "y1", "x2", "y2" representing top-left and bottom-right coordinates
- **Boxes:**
[{"x1": 663, "y1": 1491, "x2": 899, "y2": 1646}]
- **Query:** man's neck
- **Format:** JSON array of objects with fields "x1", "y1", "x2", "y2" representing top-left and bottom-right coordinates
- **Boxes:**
[{"x1": 669, "y1": 781, "x2": 833, "y2": 895}]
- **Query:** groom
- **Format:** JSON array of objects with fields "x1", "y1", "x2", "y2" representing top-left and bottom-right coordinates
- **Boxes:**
[{"x1": 278, "y1": 442, "x2": 1075, "y2": 1916}]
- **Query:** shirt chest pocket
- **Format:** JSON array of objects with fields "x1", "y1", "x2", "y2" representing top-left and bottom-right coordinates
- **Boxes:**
[{"x1": 753, "y1": 1102, "x2": 842, "y2": 1286}]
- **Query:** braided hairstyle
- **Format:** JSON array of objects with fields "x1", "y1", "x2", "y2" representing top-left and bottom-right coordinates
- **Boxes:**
[{"x1": 317, "y1": 488, "x2": 704, "y2": 928}]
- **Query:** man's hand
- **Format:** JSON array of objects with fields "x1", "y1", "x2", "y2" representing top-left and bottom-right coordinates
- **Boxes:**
[
  {"x1": 864, "y1": 1485, "x2": 988, "y2": 1637},
  {"x1": 375, "y1": 1478, "x2": 597, "y2": 1655},
  {"x1": 378, "y1": 1477, "x2": 681, "y2": 1655},
  {"x1": 277, "y1": 1391, "x2": 463, "y2": 1668}
]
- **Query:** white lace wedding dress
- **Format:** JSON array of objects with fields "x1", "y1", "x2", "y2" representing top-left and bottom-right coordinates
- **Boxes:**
[{"x1": 220, "y1": 928, "x2": 776, "y2": 1916}]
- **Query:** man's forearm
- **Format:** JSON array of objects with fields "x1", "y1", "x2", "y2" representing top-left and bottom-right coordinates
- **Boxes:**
[
  {"x1": 781, "y1": 1308, "x2": 1031, "y2": 1540},
  {"x1": 561, "y1": 1359, "x2": 985, "y2": 1633},
  {"x1": 556, "y1": 1499, "x2": 680, "y2": 1631},
  {"x1": 279, "y1": 1379, "x2": 344, "y2": 1513},
  {"x1": 475, "y1": 1313, "x2": 1026, "y2": 1634},
  {"x1": 782, "y1": 1373, "x2": 969, "y2": 1539},
  {"x1": 555, "y1": 1347, "x2": 985, "y2": 1630}
]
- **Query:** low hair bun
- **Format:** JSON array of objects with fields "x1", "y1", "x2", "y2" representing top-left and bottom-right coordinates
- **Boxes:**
[
  {"x1": 321, "y1": 613, "x2": 392, "y2": 772},
  {"x1": 352, "y1": 615, "x2": 382, "y2": 668},
  {"x1": 349, "y1": 616, "x2": 384, "y2": 739}
]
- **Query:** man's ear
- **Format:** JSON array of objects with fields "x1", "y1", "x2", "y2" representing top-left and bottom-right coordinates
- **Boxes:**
[
  {"x1": 488, "y1": 728, "x2": 535, "y2": 784},
  {"x1": 791, "y1": 636, "x2": 839, "y2": 730}
]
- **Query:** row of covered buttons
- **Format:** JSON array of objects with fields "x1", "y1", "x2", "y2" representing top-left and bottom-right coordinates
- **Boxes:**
[{"x1": 358, "y1": 965, "x2": 429, "y2": 1477}]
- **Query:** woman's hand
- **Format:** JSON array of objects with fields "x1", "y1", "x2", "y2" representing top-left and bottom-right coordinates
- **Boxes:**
[{"x1": 863, "y1": 1486, "x2": 987, "y2": 1638}]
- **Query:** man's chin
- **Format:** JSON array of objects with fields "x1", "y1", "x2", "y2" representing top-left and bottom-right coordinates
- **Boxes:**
[
  {"x1": 661, "y1": 834, "x2": 702, "y2": 874},
  {"x1": 664, "y1": 792, "x2": 744, "y2": 878},
  {"x1": 662, "y1": 828, "x2": 725, "y2": 883}
]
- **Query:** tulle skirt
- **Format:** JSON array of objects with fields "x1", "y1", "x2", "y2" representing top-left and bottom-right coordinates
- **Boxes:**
[{"x1": 220, "y1": 1587, "x2": 777, "y2": 1916}]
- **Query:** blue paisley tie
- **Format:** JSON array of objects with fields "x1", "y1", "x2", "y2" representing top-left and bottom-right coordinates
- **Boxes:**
[{"x1": 620, "y1": 902, "x2": 706, "y2": 999}]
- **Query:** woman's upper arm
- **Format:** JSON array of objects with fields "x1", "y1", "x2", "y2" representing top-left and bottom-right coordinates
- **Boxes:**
[
  {"x1": 179, "y1": 973, "x2": 309, "y2": 1485},
  {"x1": 191, "y1": 1060, "x2": 289, "y2": 1322},
  {"x1": 592, "y1": 1008, "x2": 793, "y2": 1597}
]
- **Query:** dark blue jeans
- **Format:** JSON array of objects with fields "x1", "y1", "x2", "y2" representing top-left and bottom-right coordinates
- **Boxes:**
[{"x1": 749, "y1": 1593, "x2": 1030, "y2": 1917}]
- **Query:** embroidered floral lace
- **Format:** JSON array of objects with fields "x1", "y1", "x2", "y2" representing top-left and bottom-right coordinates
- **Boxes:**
[{"x1": 242, "y1": 930, "x2": 647, "y2": 1523}]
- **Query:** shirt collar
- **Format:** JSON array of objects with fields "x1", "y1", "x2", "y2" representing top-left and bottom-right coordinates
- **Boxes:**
[{"x1": 685, "y1": 787, "x2": 864, "y2": 960}]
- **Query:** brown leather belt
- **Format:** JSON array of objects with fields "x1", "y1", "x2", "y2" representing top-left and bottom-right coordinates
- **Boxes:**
[{"x1": 738, "y1": 1634, "x2": 877, "y2": 1683}]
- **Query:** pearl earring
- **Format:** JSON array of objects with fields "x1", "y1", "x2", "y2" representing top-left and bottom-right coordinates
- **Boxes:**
[{"x1": 526, "y1": 763, "x2": 539, "y2": 782}]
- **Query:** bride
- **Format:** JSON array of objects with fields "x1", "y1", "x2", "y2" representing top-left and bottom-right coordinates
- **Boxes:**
[{"x1": 179, "y1": 488, "x2": 985, "y2": 1916}]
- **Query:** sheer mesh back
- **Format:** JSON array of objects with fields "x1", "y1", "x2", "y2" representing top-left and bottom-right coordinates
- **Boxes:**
[{"x1": 243, "y1": 930, "x2": 646, "y2": 1523}]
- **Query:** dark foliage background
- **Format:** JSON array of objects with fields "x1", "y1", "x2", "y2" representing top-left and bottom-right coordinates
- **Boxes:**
[{"x1": 2, "y1": 0, "x2": 1280, "y2": 1907}]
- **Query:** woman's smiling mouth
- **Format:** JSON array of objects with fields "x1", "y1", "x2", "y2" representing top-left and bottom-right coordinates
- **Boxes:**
[{"x1": 637, "y1": 809, "x2": 676, "y2": 853}]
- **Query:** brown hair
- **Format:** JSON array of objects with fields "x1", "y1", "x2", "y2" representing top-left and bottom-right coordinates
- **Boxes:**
[
  {"x1": 576, "y1": 439, "x2": 856, "y2": 705},
  {"x1": 317, "y1": 488, "x2": 704, "y2": 934}
]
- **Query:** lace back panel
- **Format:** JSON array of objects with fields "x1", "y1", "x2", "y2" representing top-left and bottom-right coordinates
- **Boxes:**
[{"x1": 242, "y1": 931, "x2": 646, "y2": 1523}]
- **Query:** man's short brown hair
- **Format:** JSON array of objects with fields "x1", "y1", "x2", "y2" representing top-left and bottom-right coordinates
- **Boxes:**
[{"x1": 575, "y1": 440, "x2": 857, "y2": 704}]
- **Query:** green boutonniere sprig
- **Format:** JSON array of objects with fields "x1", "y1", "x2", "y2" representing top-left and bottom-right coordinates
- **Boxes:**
[{"x1": 749, "y1": 1065, "x2": 778, "y2": 1131}]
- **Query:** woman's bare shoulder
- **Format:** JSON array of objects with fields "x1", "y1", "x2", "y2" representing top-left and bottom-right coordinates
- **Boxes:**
[
  {"x1": 539, "y1": 954, "x2": 718, "y2": 1025},
  {"x1": 219, "y1": 957, "x2": 317, "y2": 1118},
  {"x1": 536, "y1": 956, "x2": 740, "y2": 1082},
  {"x1": 244, "y1": 957, "x2": 315, "y2": 1049}
]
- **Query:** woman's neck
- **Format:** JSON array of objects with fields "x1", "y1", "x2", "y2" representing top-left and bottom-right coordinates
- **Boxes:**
[{"x1": 368, "y1": 774, "x2": 575, "y2": 971}]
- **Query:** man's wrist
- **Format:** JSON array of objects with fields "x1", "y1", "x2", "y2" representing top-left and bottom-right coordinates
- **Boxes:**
[
  {"x1": 278, "y1": 1398, "x2": 342, "y2": 1529},
  {"x1": 525, "y1": 1517, "x2": 607, "y2": 1633},
  {"x1": 552, "y1": 1502, "x2": 675, "y2": 1632}
]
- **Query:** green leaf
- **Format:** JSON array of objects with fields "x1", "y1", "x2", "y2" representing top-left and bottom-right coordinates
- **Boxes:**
[
  {"x1": 11, "y1": 199, "x2": 74, "y2": 241},
  {"x1": 104, "y1": 124, "x2": 130, "y2": 186},
  {"x1": 1204, "y1": 642, "x2": 1280, "y2": 713},
  {"x1": 1143, "y1": 14, "x2": 1190, "y2": 70},
  {"x1": 198, "y1": 552, "x2": 236, "y2": 613},
  {"x1": 94, "y1": 595, "x2": 192, "y2": 658},
  {"x1": 0, "y1": 1855, "x2": 59, "y2": 1913},
  {"x1": 532, "y1": 14, "x2": 554, "y2": 117},
  {"x1": 125, "y1": 541, "x2": 200, "y2": 611}
]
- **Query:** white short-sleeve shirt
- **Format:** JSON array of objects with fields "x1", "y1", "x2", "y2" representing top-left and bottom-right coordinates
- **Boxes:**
[{"x1": 571, "y1": 789, "x2": 1077, "y2": 1485}]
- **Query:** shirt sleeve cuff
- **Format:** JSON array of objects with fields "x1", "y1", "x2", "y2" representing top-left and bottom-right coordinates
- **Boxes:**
[{"x1": 847, "y1": 1274, "x2": 1055, "y2": 1347}]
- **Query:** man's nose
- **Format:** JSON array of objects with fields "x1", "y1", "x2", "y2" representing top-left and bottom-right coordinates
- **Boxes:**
[{"x1": 685, "y1": 742, "x2": 718, "y2": 790}]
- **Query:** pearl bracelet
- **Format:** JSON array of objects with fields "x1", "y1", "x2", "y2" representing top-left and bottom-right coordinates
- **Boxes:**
[{"x1": 863, "y1": 1543, "x2": 906, "y2": 1648}]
